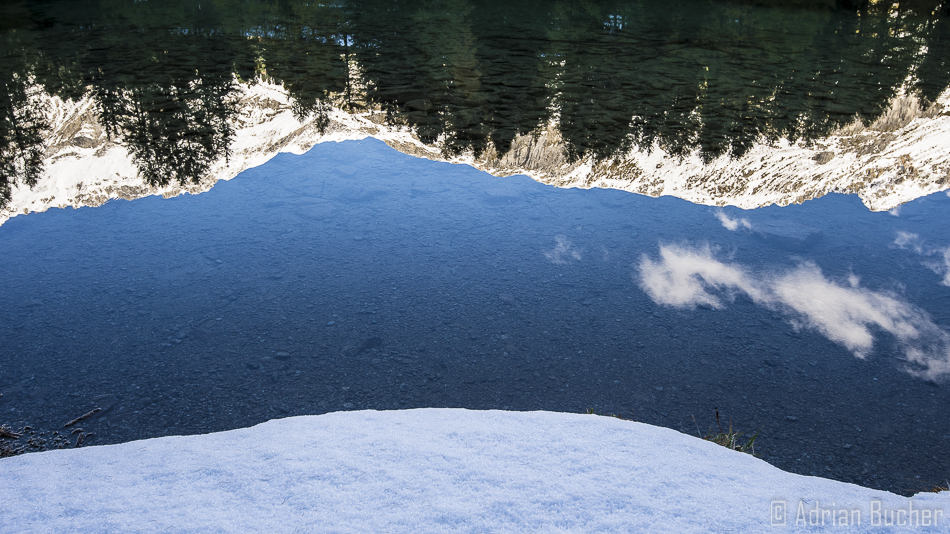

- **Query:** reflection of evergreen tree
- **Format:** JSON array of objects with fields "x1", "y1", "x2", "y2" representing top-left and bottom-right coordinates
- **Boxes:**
[
  {"x1": 911, "y1": 2, "x2": 950, "y2": 103},
  {"x1": 545, "y1": 1, "x2": 644, "y2": 162},
  {"x1": 409, "y1": 0, "x2": 491, "y2": 155},
  {"x1": 543, "y1": 0, "x2": 944, "y2": 162},
  {"x1": 8, "y1": 0, "x2": 252, "y2": 188},
  {"x1": 467, "y1": 1, "x2": 552, "y2": 155},
  {"x1": 344, "y1": 0, "x2": 948, "y2": 162},
  {"x1": 114, "y1": 76, "x2": 236, "y2": 188},
  {"x1": 348, "y1": 0, "x2": 553, "y2": 158},
  {"x1": 261, "y1": 0, "x2": 349, "y2": 127},
  {"x1": 1, "y1": 0, "x2": 948, "y2": 192},
  {"x1": 347, "y1": 2, "x2": 435, "y2": 142},
  {"x1": 0, "y1": 37, "x2": 49, "y2": 209},
  {"x1": 78, "y1": 1, "x2": 246, "y2": 187},
  {"x1": 349, "y1": 0, "x2": 490, "y2": 156}
]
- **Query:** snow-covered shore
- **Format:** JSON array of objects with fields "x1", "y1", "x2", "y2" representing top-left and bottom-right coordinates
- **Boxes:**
[{"x1": 2, "y1": 409, "x2": 946, "y2": 533}]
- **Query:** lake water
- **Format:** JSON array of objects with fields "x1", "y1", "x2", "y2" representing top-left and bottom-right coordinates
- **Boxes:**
[
  {"x1": 1, "y1": 0, "x2": 949, "y2": 497},
  {"x1": 4, "y1": 138, "x2": 950, "y2": 495}
]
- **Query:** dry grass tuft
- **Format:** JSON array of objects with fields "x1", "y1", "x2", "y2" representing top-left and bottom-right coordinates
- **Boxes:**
[{"x1": 692, "y1": 408, "x2": 759, "y2": 455}]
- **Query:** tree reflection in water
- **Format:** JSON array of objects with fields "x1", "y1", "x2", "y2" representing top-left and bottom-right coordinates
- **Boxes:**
[{"x1": 0, "y1": 0, "x2": 948, "y2": 203}]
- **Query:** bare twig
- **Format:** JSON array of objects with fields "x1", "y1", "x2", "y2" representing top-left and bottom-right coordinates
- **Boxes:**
[{"x1": 65, "y1": 408, "x2": 101, "y2": 427}]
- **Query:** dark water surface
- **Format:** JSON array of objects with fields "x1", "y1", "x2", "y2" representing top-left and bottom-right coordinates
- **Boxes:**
[{"x1": 2, "y1": 139, "x2": 949, "y2": 495}]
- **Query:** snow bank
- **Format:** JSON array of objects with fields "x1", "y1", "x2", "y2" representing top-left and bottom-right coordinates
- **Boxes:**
[{"x1": 2, "y1": 409, "x2": 946, "y2": 533}]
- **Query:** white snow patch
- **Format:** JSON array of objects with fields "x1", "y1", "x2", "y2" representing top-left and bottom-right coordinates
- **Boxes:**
[{"x1": 2, "y1": 409, "x2": 946, "y2": 533}]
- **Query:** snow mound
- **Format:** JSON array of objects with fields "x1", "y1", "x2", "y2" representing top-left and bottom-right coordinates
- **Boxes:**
[{"x1": 2, "y1": 409, "x2": 946, "y2": 533}]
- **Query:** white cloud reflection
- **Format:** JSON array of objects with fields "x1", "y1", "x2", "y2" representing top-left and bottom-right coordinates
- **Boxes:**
[
  {"x1": 544, "y1": 235, "x2": 582, "y2": 264},
  {"x1": 893, "y1": 231, "x2": 950, "y2": 286},
  {"x1": 637, "y1": 243, "x2": 950, "y2": 381},
  {"x1": 638, "y1": 244, "x2": 761, "y2": 308},
  {"x1": 713, "y1": 210, "x2": 752, "y2": 231}
]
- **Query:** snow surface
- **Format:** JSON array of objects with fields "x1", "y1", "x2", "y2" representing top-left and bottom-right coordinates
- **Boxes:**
[{"x1": 2, "y1": 409, "x2": 947, "y2": 533}]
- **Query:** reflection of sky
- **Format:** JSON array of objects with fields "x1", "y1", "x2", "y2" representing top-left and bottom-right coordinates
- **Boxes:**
[{"x1": 638, "y1": 242, "x2": 950, "y2": 381}]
